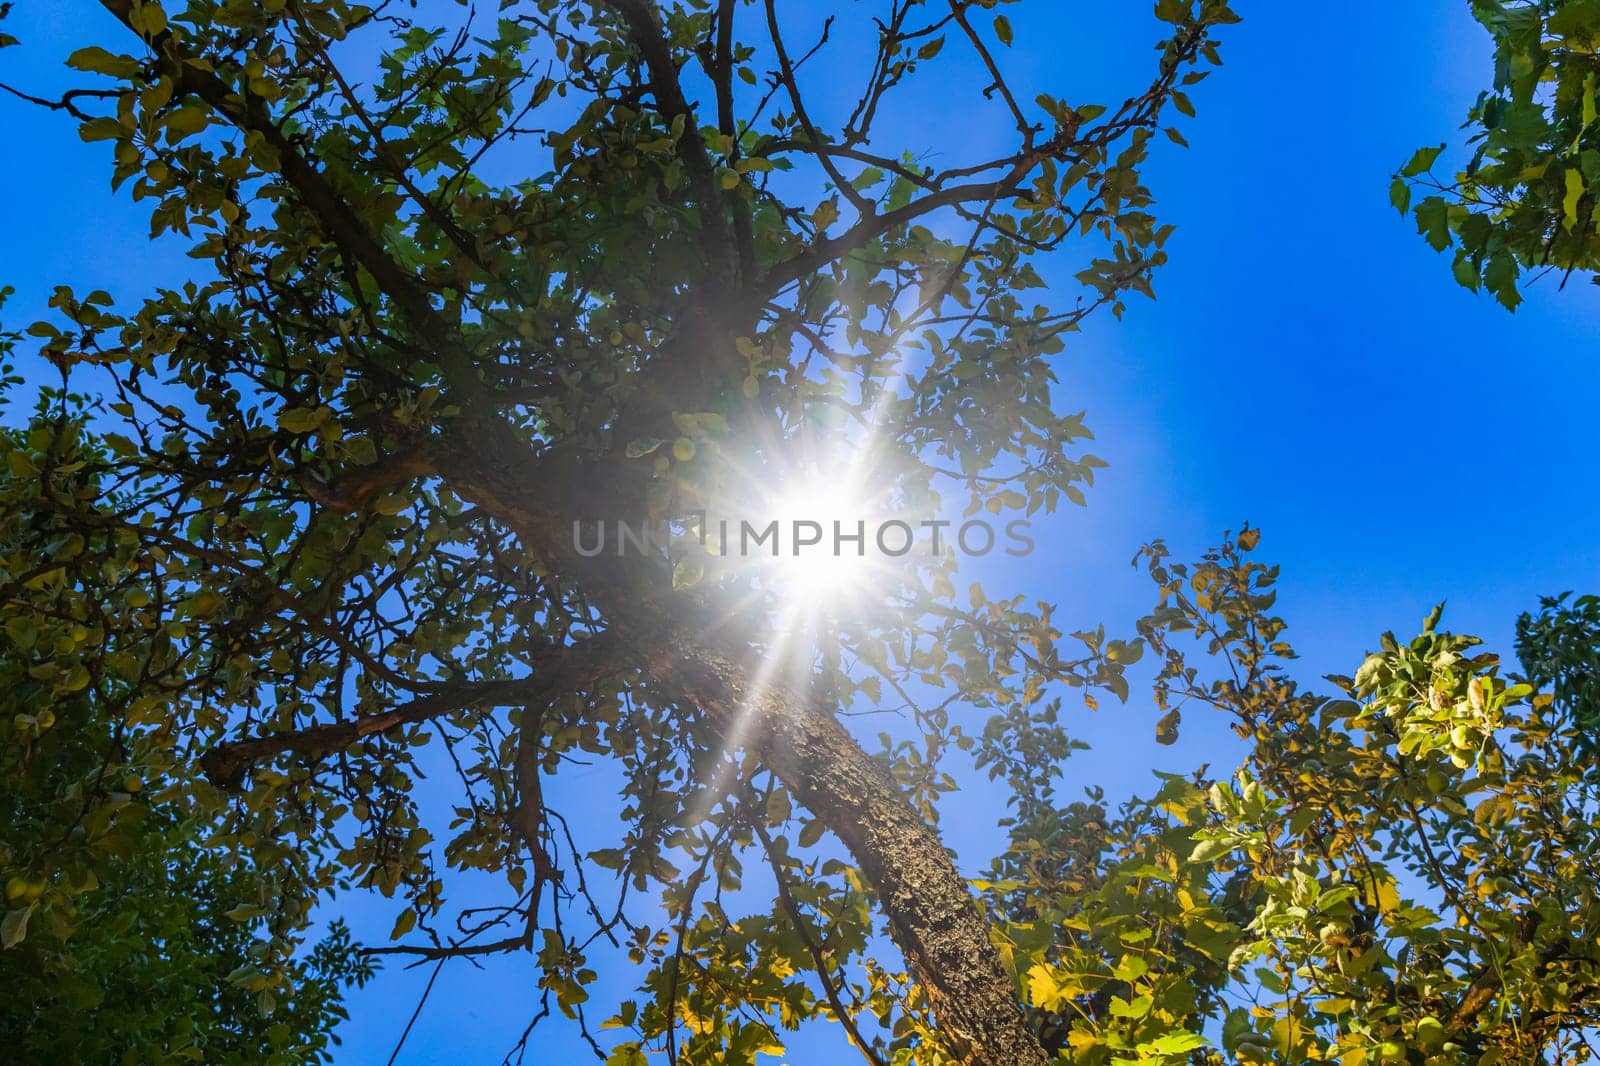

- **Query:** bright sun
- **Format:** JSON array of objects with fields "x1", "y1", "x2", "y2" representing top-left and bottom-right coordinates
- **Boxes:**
[{"x1": 767, "y1": 477, "x2": 876, "y2": 610}]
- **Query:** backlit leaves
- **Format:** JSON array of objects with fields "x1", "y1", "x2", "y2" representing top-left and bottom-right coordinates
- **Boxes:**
[{"x1": 1399, "y1": 0, "x2": 1600, "y2": 308}]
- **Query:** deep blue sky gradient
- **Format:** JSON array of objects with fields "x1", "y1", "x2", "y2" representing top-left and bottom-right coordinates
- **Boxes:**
[{"x1": 4, "y1": 2, "x2": 1599, "y2": 1062}]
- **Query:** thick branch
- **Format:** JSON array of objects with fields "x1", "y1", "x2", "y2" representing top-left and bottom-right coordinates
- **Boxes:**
[
  {"x1": 201, "y1": 634, "x2": 623, "y2": 790},
  {"x1": 661, "y1": 646, "x2": 1047, "y2": 1065},
  {"x1": 292, "y1": 442, "x2": 438, "y2": 515}
]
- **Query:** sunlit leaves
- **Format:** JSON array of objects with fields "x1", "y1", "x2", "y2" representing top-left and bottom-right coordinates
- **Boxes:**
[
  {"x1": 1400, "y1": 1, "x2": 1600, "y2": 308},
  {"x1": 988, "y1": 528, "x2": 1600, "y2": 1062}
]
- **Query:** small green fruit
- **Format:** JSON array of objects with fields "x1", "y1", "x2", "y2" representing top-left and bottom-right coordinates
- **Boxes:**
[{"x1": 5, "y1": 876, "x2": 44, "y2": 904}]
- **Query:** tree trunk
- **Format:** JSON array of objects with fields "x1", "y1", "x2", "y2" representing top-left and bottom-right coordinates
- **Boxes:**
[
  {"x1": 447, "y1": 442, "x2": 1051, "y2": 1065},
  {"x1": 658, "y1": 644, "x2": 1051, "y2": 1066}
]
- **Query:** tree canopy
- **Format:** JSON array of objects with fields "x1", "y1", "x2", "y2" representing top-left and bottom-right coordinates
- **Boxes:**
[
  {"x1": 4, "y1": 2, "x2": 1600, "y2": 1065},
  {"x1": 0, "y1": 354, "x2": 371, "y2": 1061}
]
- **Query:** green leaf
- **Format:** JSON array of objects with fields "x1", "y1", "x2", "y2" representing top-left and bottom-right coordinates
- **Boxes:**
[
  {"x1": 1141, "y1": 1031, "x2": 1207, "y2": 1056},
  {"x1": 1389, "y1": 176, "x2": 1411, "y2": 214},
  {"x1": 606, "y1": 1044, "x2": 648, "y2": 1066},
  {"x1": 165, "y1": 104, "x2": 210, "y2": 139},
  {"x1": 1188, "y1": 837, "x2": 1233, "y2": 864},
  {"x1": 77, "y1": 118, "x2": 127, "y2": 143},
  {"x1": 671, "y1": 554, "x2": 703, "y2": 590},
  {"x1": 1485, "y1": 253, "x2": 1523, "y2": 310},
  {"x1": 1155, "y1": 0, "x2": 1189, "y2": 24},
  {"x1": 797, "y1": 818, "x2": 826, "y2": 848},
  {"x1": 371, "y1": 493, "x2": 408, "y2": 516},
  {"x1": 4, "y1": 617, "x2": 38, "y2": 650},
  {"x1": 276, "y1": 407, "x2": 328, "y2": 434},
  {"x1": 1413, "y1": 196, "x2": 1453, "y2": 251},
  {"x1": 127, "y1": 1, "x2": 168, "y2": 36},
  {"x1": 66, "y1": 46, "x2": 140, "y2": 78},
  {"x1": 1113, "y1": 954, "x2": 1149, "y2": 981},
  {"x1": 624, "y1": 437, "x2": 663, "y2": 459},
  {"x1": 1401, "y1": 144, "x2": 1445, "y2": 177},
  {"x1": 1221, "y1": 1009, "x2": 1255, "y2": 1052},
  {"x1": 1, "y1": 904, "x2": 35, "y2": 949},
  {"x1": 5, "y1": 450, "x2": 38, "y2": 478},
  {"x1": 850, "y1": 167, "x2": 885, "y2": 192}
]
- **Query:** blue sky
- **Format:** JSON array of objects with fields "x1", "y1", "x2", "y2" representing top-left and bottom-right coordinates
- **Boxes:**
[{"x1": 4, "y1": 1, "x2": 1600, "y2": 1062}]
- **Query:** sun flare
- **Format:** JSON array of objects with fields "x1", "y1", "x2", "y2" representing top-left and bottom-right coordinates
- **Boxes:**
[{"x1": 765, "y1": 477, "x2": 877, "y2": 610}]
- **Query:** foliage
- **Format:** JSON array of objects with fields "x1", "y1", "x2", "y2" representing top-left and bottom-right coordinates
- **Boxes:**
[
  {"x1": 0, "y1": 391, "x2": 371, "y2": 1061},
  {"x1": 1517, "y1": 592, "x2": 1600, "y2": 751},
  {"x1": 983, "y1": 530, "x2": 1600, "y2": 1063},
  {"x1": 3, "y1": 0, "x2": 1597, "y2": 1062},
  {"x1": 1396, "y1": 0, "x2": 1600, "y2": 309},
  {"x1": 39, "y1": 0, "x2": 1600, "y2": 1064}
]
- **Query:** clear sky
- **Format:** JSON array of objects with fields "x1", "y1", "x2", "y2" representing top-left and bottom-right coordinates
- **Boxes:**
[{"x1": 3, "y1": 2, "x2": 1599, "y2": 1063}]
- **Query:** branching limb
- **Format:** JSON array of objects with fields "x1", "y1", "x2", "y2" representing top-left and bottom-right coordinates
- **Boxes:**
[
  {"x1": 201, "y1": 632, "x2": 624, "y2": 790},
  {"x1": 599, "y1": 0, "x2": 738, "y2": 287},
  {"x1": 0, "y1": 82, "x2": 120, "y2": 121},
  {"x1": 290, "y1": 442, "x2": 439, "y2": 515},
  {"x1": 765, "y1": 0, "x2": 874, "y2": 217},
  {"x1": 750, "y1": 817, "x2": 887, "y2": 1066}
]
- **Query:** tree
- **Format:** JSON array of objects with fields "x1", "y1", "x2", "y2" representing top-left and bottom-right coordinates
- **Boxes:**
[
  {"x1": 0, "y1": 0, "x2": 1238, "y2": 1061},
  {"x1": 1395, "y1": 0, "x2": 1600, "y2": 309},
  {"x1": 982, "y1": 531, "x2": 1600, "y2": 1063},
  {"x1": 0, "y1": 395, "x2": 371, "y2": 1061}
]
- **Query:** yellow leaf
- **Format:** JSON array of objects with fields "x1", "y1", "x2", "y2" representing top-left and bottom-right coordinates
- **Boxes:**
[
  {"x1": 1564, "y1": 168, "x2": 1585, "y2": 230},
  {"x1": 1027, "y1": 964, "x2": 1060, "y2": 1010}
]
